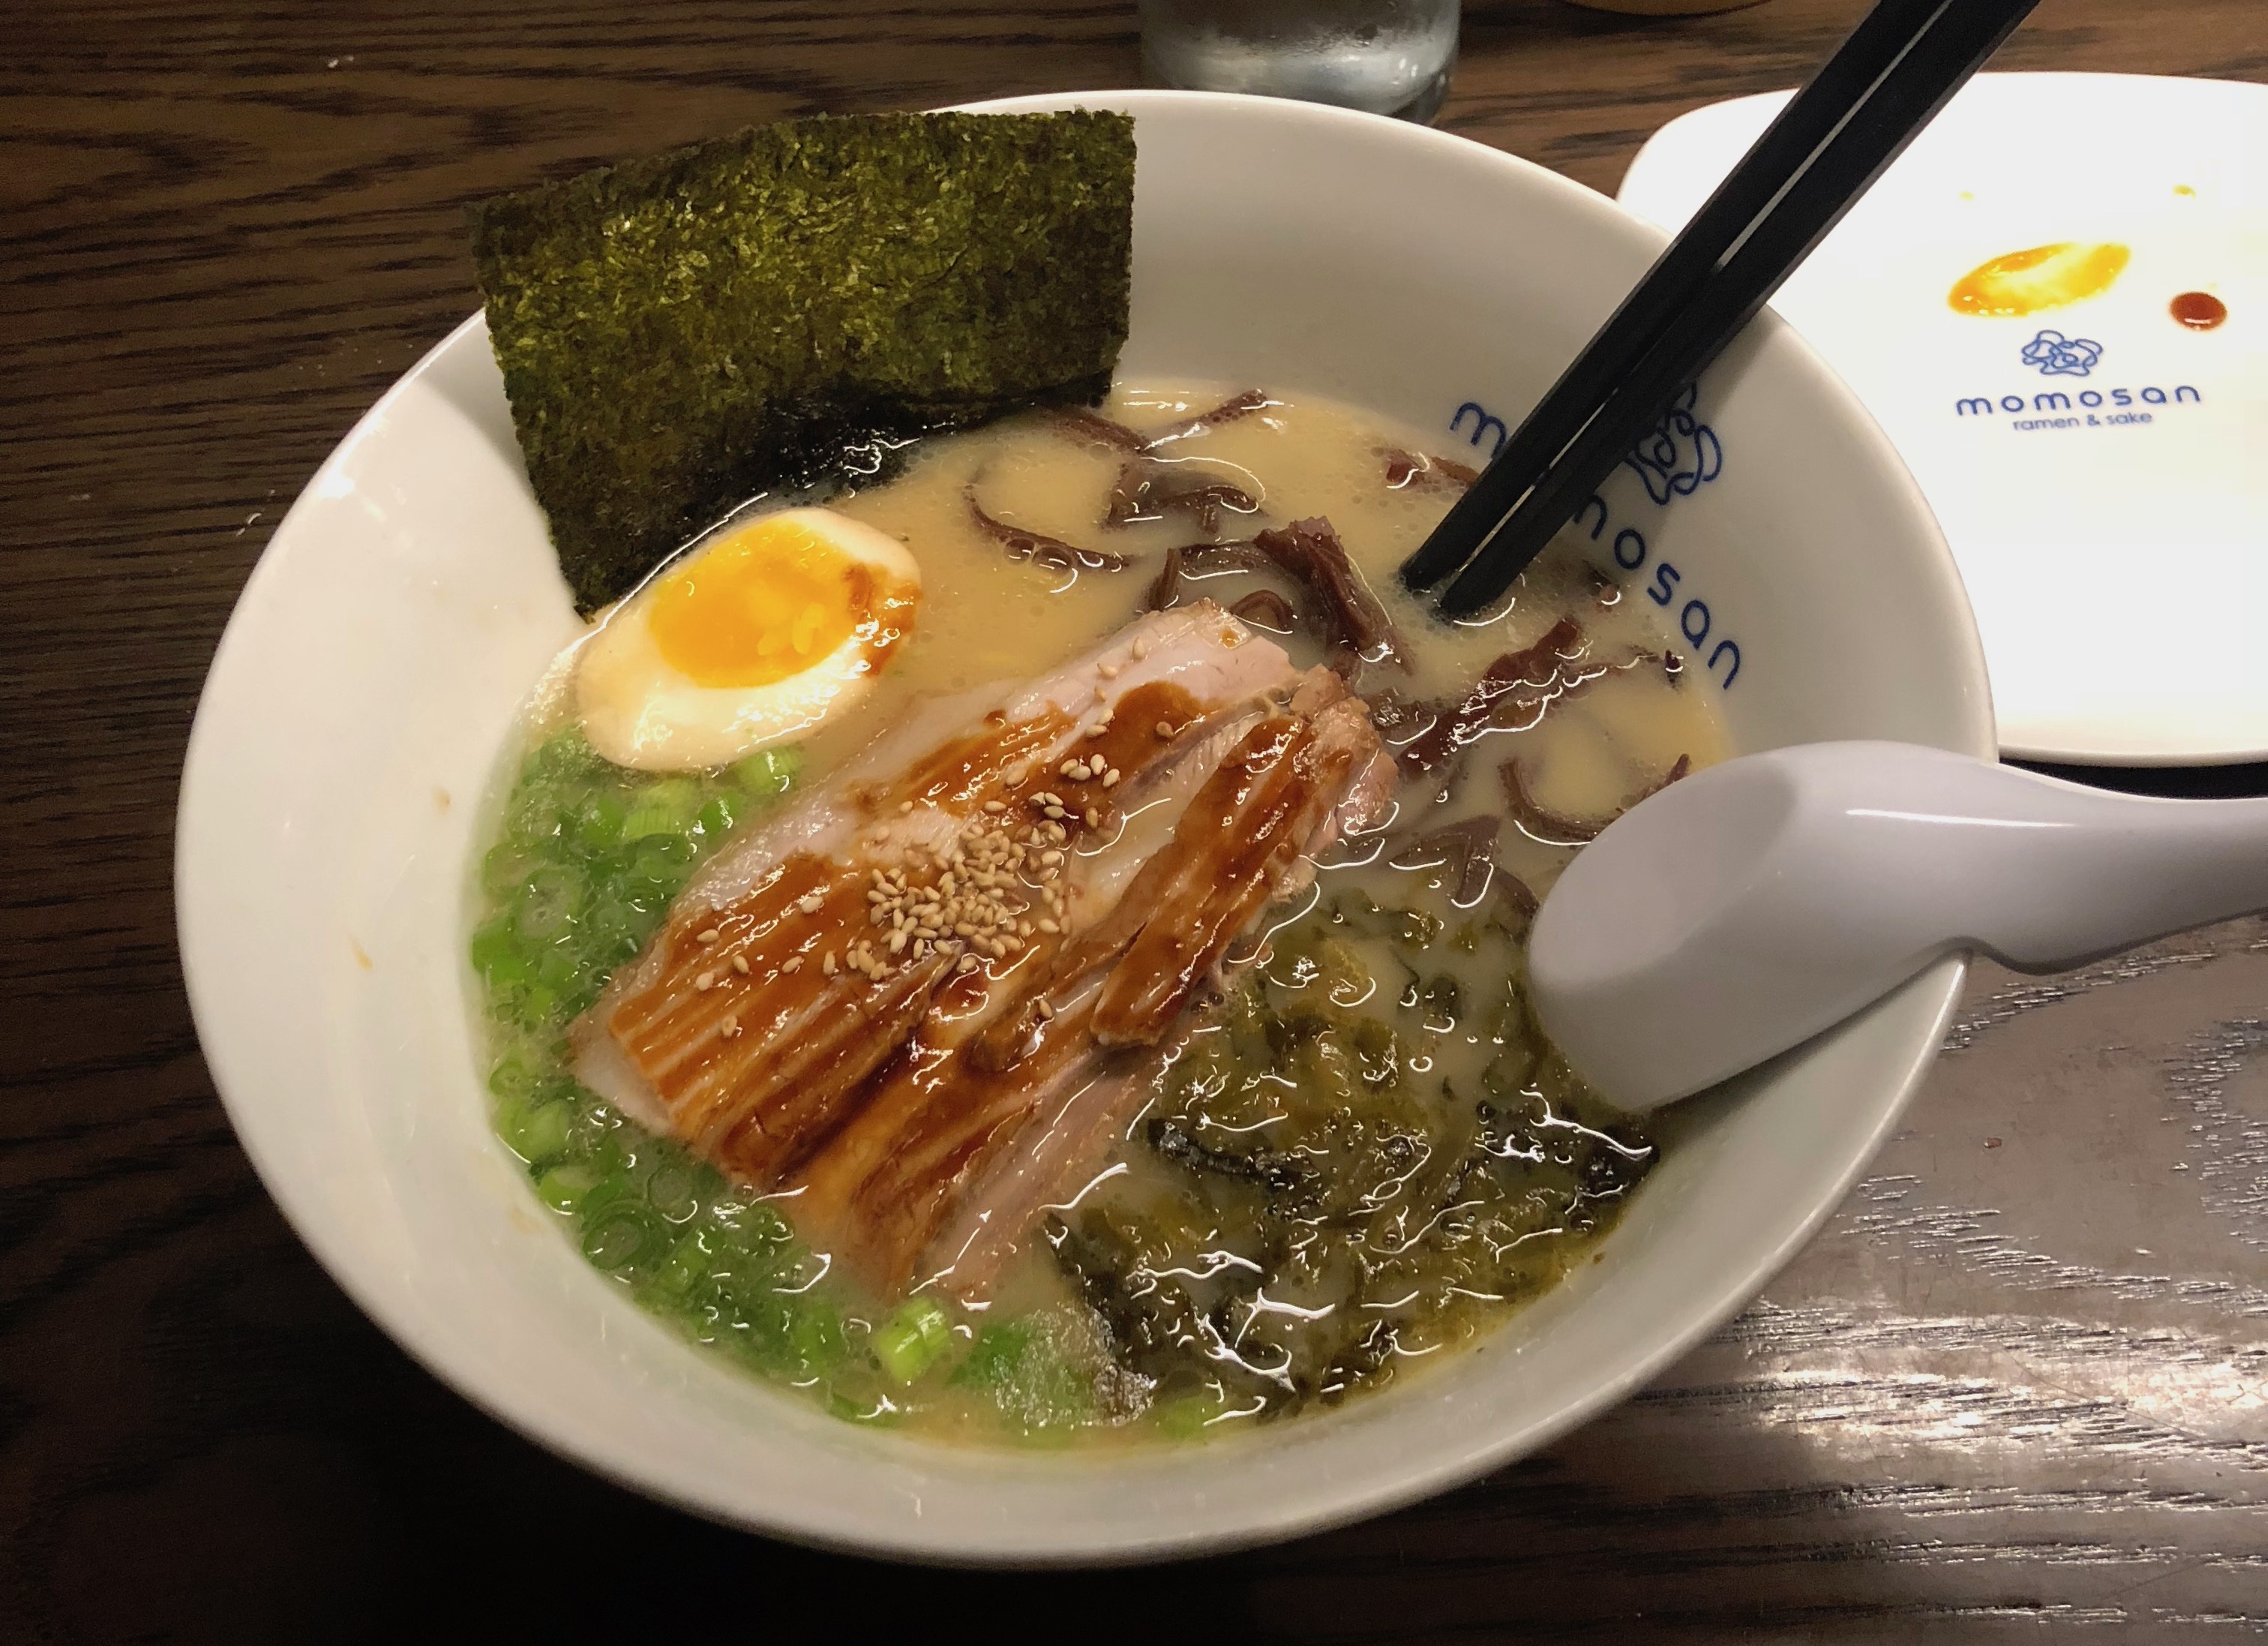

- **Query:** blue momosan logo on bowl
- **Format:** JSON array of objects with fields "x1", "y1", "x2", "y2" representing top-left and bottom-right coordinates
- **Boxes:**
[
  {"x1": 2020, "y1": 329, "x2": 2103, "y2": 377},
  {"x1": 1448, "y1": 388, "x2": 1744, "y2": 691}
]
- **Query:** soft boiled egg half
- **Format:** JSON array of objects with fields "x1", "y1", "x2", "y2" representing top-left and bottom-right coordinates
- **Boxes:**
[{"x1": 577, "y1": 506, "x2": 921, "y2": 770}]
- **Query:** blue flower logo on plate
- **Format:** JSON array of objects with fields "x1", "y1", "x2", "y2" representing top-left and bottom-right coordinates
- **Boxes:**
[
  {"x1": 1623, "y1": 383, "x2": 1723, "y2": 504},
  {"x1": 2020, "y1": 329, "x2": 2103, "y2": 377}
]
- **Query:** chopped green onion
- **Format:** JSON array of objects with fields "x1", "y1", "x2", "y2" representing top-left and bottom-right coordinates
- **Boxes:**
[
  {"x1": 499, "y1": 1098, "x2": 574, "y2": 1164},
  {"x1": 872, "y1": 1297, "x2": 952, "y2": 1386},
  {"x1": 536, "y1": 1162, "x2": 601, "y2": 1212},
  {"x1": 647, "y1": 1164, "x2": 698, "y2": 1223},
  {"x1": 469, "y1": 917, "x2": 529, "y2": 985},
  {"x1": 484, "y1": 1044, "x2": 542, "y2": 1101},
  {"x1": 513, "y1": 866, "x2": 579, "y2": 942},
  {"x1": 582, "y1": 1205, "x2": 664, "y2": 1271},
  {"x1": 572, "y1": 790, "x2": 629, "y2": 852},
  {"x1": 730, "y1": 746, "x2": 800, "y2": 799},
  {"x1": 620, "y1": 778, "x2": 702, "y2": 842},
  {"x1": 789, "y1": 1298, "x2": 846, "y2": 1377},
  {"x1": 651, "y1": 1230, "x2": 716, "y2": 1297}
]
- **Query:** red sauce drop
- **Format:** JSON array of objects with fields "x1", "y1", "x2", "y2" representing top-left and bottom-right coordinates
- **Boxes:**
[{"x1": 2170, "y1": 291, "x2": 2228, "y2": 330}]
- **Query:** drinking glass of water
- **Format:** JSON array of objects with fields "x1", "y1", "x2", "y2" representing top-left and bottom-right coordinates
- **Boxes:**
[{"x1": 1138, "y1": 0, "x2": 1461, "y2": 124}]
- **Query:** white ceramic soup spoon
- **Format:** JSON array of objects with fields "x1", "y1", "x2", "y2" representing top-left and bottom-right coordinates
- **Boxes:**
[{"x1": 1527, "y1": 740, "x2": 2268, "y2": 1111}]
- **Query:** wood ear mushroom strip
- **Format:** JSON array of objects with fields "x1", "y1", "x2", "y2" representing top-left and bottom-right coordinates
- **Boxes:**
[{"x1": 963, "y1": 480, "x2": 1129, "y2": 573}]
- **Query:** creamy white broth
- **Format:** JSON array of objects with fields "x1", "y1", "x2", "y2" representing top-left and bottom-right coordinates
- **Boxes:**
[
  {"x1": 832, "y1": 383, "x2": 1727, "y2": 891},
  {"x1": 472, "y1": 381, "x2": 1732, "y2": 1442}
]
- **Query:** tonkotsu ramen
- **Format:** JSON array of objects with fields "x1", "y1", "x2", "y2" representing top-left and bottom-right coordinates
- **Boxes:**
[{"x1": 468, "y1": 383, "x2": 1729, "y2": 1443}]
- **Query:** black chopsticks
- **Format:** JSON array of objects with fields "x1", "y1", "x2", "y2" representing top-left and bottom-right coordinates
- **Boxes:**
[{"x1": 1401, "y1": 0, "x2": 2040, "y2": 619}]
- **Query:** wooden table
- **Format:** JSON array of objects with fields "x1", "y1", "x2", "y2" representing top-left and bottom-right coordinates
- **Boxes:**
[{"x1": 7, "y1": 2, "x2": 2264, "y2": 1636}]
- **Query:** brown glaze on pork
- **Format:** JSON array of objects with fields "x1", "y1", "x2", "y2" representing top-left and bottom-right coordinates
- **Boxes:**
[
  {"x1": 570, "y1": 603, "x2": 1394, "y2": 1302},
  {"x1": 792, "y1": 678, "x2": 1389, "y2": 1296}
]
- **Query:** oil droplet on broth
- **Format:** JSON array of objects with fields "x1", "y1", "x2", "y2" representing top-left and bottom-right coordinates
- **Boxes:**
[{"x1": 1947, "y1": 242, "x2": 2130, "y2": 317}]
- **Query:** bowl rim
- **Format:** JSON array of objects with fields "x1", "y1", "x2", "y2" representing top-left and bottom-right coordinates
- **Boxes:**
[{"x1": 177, "y1": 87, "x2": 1993, "y2": 1565}]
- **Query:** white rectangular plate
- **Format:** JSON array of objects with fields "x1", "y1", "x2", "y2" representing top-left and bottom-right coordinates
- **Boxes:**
[{"x1": 1621, "y1": 73, "x2": 2267, "y2": 766}]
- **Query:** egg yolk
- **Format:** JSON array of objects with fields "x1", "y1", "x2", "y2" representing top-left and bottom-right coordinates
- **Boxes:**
[
  {"x1": 646, "y1": 518, "x2": 872, "y2": 689},
  {"x1": 1948, "y1": 242, "x2": 2130, "y2": 317}
]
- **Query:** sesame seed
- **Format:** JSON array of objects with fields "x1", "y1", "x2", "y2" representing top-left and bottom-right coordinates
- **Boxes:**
[
  {"x1": 1004, "y1": 764, "x2": 1029, "y2": 787},
  {"x1": 1084, "y1": 807, "x2": 1100, "y2": 827},
  {"x1": 1131, "y1": 638, "x2": 1149, "y2": 661},
  {"x1": 1156, "y1": 720, "x2": 1174, "y2": 739},
  {"x1": 889, "y1": 930, "x2": 908, "y2": 954},
  {"x1": 1045, "y1": 805, "x2": 1066, "y2": 821},
  {"x1": 782, "y1": 957, "x2": 802, "y2": 975},
  {"x1": 984, "y1": 800, "x2": 1006, "y2": 813},
  {"x1": 1098, "y1": 662, "x2": 1120, "y2": 679},
  {"x1": 696, "y1": 928, "x2": 721, "y2": 944},
  {"x1": 1038, "y1": 918, "x2": 1060, "y2": 933},
  {"x1": 1102, "y1": 768, "x2": 1120, "y2": 788},
  {"x1": 822, "y1": 953, "x2": 838, "y2": 976},
  {"x1": 694, "y1": 972, "x2": 716, "y2": 991},
  {"x1": 731, "y1": 954, "x2": 750, "y2": 975},
  {"x1": 1084, "y1": 722, "x2": 1107, "y2": 739},
  {"x1": 720, "y1": 1016, "x2": 741, "y2": 1039},
  {"x1": 1036, "y1": 999, "x2": 1056, "y2": 1020},
  {"x1": 1040, "y1": 849, "x2": 1064, "y2": 866},
  {"x1": 899, "y1": 800, "x2": 915, "y2": 814},
  {"x1": 797, "y1": 893, "x2": 825, "y2": 914},
  {"x1": 958, "y1": 957, "x2": 980, "y2": 974}
]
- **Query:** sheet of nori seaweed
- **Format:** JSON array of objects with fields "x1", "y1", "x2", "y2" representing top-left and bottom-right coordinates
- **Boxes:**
[{"x1": 470, "y1": 111, "x2": 1136, "y2": 613}]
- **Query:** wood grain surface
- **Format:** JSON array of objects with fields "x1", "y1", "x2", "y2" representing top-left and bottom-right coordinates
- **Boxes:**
[{"x1": 4, "y1": 2, "x2": 2265, "y2": 1639}]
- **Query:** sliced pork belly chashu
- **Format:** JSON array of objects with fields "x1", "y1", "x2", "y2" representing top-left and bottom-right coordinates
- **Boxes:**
[{"x1": 571, "y1": 600, "x2": 1396, "y2": 1298}]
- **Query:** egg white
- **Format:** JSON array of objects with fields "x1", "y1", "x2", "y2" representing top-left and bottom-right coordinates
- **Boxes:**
[{"x1": 576, "y1": 507, "x2": 921, "y2": 771}]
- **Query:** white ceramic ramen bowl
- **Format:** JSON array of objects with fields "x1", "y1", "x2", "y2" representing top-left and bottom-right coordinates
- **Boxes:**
[{"x1": 177, "y1": 89, "x2": 1992, "y2": 1563}]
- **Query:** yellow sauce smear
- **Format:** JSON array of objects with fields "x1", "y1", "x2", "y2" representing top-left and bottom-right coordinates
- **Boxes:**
[{"x1": 1948, "y1": 242, "x2": 2130, "y2": 317}]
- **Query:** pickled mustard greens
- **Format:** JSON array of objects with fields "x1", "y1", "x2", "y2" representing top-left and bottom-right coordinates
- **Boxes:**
[{"x1": 1056, "y1": 895, "x2": 1652, "y2": 1419}]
